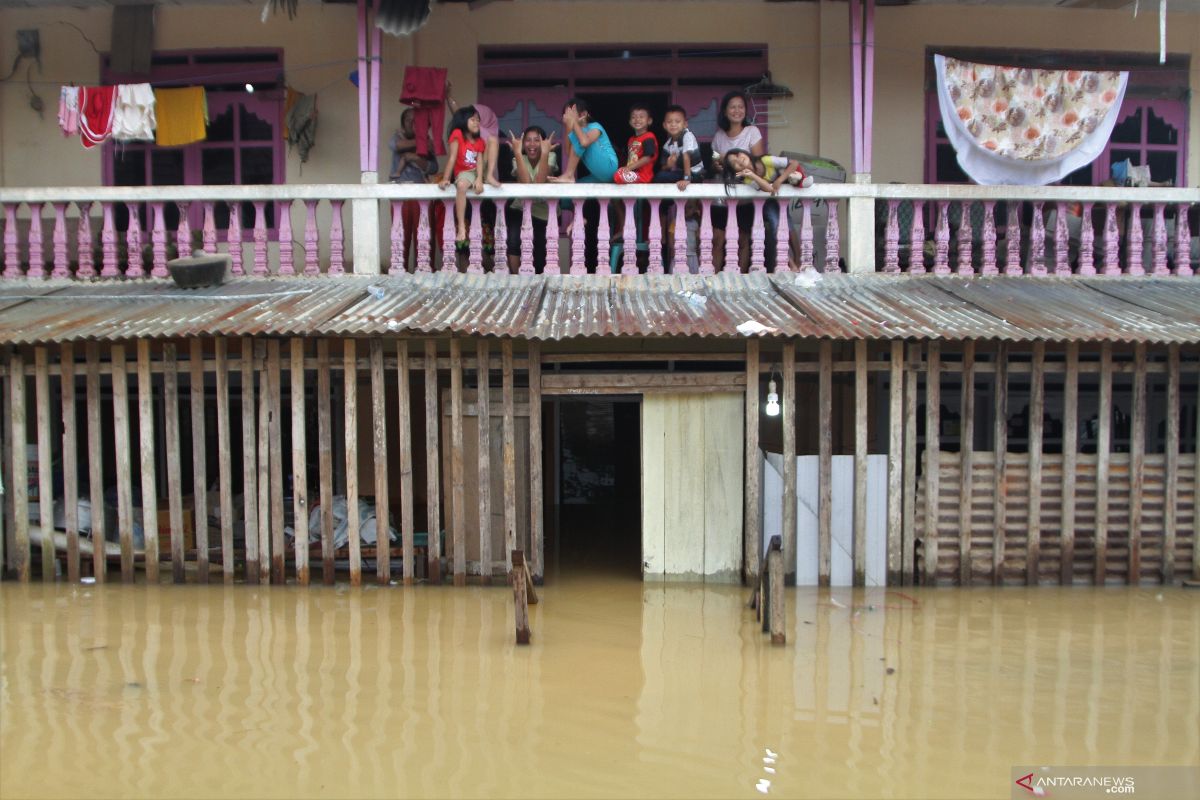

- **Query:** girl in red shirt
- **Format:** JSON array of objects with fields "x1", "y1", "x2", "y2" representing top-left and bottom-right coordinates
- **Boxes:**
[{"x1": 438, "y1": 106, "x2": 487, "y2": 250}]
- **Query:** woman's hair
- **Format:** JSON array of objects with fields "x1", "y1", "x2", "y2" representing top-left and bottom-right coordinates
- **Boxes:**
[
  {"x1": 522, "y1": 125, "x2": 548, "y2": 139},
  {"x1": 717, "y1": 90, "x2": 753, "y2": 132},
  {"x1": 447, "y1": 105, "x2": 478, "y2": 139},
  {"x1": 562, "y1": 97, "x2": 590, "y2": 120},
  {"x1": 721, "y1": 148, "x2": 757, "y2": 196}
]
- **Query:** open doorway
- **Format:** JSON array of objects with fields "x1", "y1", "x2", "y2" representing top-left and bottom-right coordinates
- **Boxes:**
[{"x1": 576, "y1": 91, "x2": 671, "y2": 163}]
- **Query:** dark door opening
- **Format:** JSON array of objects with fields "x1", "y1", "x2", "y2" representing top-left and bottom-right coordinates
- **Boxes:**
[{"x1": 548, "y1": 397, "x2": 642, "y2": 578}]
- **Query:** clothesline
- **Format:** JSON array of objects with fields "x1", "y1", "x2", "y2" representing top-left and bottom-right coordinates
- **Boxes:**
[{"x1": 60, "y1": 83, "x2": 210, "y2": 149}]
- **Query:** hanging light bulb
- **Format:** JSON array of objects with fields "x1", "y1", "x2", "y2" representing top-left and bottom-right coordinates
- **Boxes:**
[
  {"x1": 245, "y1": 83, "x2": 255, "y2": 94},
  {"x1": 765, "y1": 379, "x2": 780, "y2": 417}
]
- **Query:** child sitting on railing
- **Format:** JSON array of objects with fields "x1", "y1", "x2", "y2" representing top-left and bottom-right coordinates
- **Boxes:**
[
  {"x1": 722, "y1": 149, "x2": 812, "y2": 272},
  {"x1": 438, "y1": 106, "x2": 489, "y2": 255}
]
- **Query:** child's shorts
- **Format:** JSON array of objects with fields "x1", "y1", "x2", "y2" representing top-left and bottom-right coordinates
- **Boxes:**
[
  {"x1": 454, "y1": 170, "x2": 479, "y2": 185},
  {"x1": 614, "y1": 167, "x2": 651, "y2": 184}
]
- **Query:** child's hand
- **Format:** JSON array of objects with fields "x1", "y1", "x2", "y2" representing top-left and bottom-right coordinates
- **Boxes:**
[
  {"x1": 473, "y1": 178, "x2": 484, "y2": 194},
  {"x1": 676, "y1": 179, "x2": 689, "y2": 192},
  {"x1": 547, "y1": 173, "x2": 574, "y2": 183},
  {"x1": 736, "y1": 169, "x2": 754, "y2": 180},
  {"x1": 438, "y1": 178, "x2": 451, "y2": 189},
  {"x1": 507, "y1": 129, "x2": 522, "y2": 152},
  {"x1": 666, "y1": 154, "x2": 678, "y2": 170},
  {"x1": 540, "y1": 132, "x2": 556, "y2": 154},
  {"x1": 562, "y1": 106, "x2": 578, "y2": 127}
]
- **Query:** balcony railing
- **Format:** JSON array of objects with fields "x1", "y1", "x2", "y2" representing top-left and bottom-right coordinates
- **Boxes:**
[{"x1": 0, "y1": 183, "x2": 1195, "y2": 280}]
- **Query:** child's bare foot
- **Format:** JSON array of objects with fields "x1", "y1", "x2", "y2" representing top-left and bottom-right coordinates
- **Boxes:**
[
  {"x1": 548, "y1": 174, "x2": 575, "y2": 183},
  {"x1": 486, "y1": 176, "x2": 502, "y2": 188}
]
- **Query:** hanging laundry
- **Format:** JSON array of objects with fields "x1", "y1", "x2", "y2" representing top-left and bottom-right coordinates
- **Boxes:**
[
  {"x1": 934, "y1": 55, "x2": 1128, "y2": 185},
  {"x1": 79, "y1": 85, "x2": 118, "y2": 149},
  {"x1": 112, "y1": 83, "x2": 157, "y2": 142},
  {"x1": 283, "y1": 86, "x2": 301, "y2": 140},
  {"x1": 285, "y1": 92, "x2": 319, "y2": 164},
  {"x1": 58, "y1": 86, "x2": 80, "y2": 137},
  {"x1": 399, "y1": 66, "x2": 447, "y2": 157},
  {"x1": 154, "y1": 86, "x2": 208, "y2": 147}
]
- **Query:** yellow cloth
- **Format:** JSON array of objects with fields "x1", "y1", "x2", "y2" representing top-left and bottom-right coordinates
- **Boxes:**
[
  {"x1": 283, "y1": 86, "x2": 300, "y2": 140},
  {"x1": 154, "y1": 87, "x2": 208, "y2": 146}
]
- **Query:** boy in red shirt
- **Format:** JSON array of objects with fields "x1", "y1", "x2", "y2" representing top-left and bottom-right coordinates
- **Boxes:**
[{"x1": 610, "y1": 104, "x2": 658, "y2": 270}]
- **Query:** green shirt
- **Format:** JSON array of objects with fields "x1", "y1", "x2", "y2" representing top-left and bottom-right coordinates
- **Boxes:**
[{"x1": 511, "y1": 151, "x2": 558, "y2": 221}]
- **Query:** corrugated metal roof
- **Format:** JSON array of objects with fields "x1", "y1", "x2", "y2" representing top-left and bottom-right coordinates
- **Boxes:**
[{"x1": 0, "y1": 273, "x2": 1197, "y2": 345}]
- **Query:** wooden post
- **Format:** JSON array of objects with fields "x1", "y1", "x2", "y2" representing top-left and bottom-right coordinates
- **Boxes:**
[
  {"x1": 1027, "y1": 342, "x2": 1044, "y2": 586},
  {"x1": 450, "y1": 338, "x2": 466, "y2": 586},
  {"x1": 1163, "y1": 344, "x2": 1179, "y2": 585},
  {"x1": 215, "y1": 338, "x2": 233, "y2": 582},
  {"x1": 424, "y1": 340, "x2": 441, "y2": 583},
  {"x1": 887, "y1": 340, "x2": 903, "y2": 585},
  {"x1": 1096, "y1": 343, "x2": 1112, "y2": 586},
  {"x1": 992, "y1": 343, "x2": 1008, "y2": 585},
  {"x1": 163, "y1": 343, "x2": 183, "y2": 584},
  {"x1": 370, "y1": 339, "x2": 390, "y2": 585},
  {"x1": 317, "y1": 339, "x2": 334, "y2": 585},
  {"x1": 10, "y1": 349, "x2": 28, "y2": 581},
  {"x1": 784, "y1": 341, "x2": 799, "y2": 585},
  {"x1": 62, "y1": 344, "x2": 80, "y2": 583},
  {"x1": 1061, "y1": 342, "x2": 1079, "y2": 586},
  {"x1": 817, "y1": 340, "x2": 831, "y2": 586},
  {"x1": 853, "y1": 339, "x2": 868, "y2": 587},
  {"x1": 902, "y1": 343, "x2": 919, "y2": 586},
  {"x1": 528, "y1": 341, "x2": 544, "y2": 582},
  {"x1": 190, "y1": 339, "x2": 209, "y2": 583},
  {"x1": 512, "y1": 549, "x2": 531, "y2": 645},
  {"x1": 267, "y1": 340, "x2": 285, "y2": 584},
  {"x1": 111, "y1": 345, "x2": 134, "y2": 582},
  {"x1": 85, "y1": 343, "x2": 108, "y2": 583},
  {"x1": 745, "y1": 339, "x2": 761, "y2": 585},
  {"x1": 344, "y1": 339, "x2": 361, "y2": 586},
  {"x1": 958, "y1": 341, "x2": 975, "y2": 585},
  {"x1": 289, "y1": 339, "x2": 309, "y2": 585},
  {"x1": 502, "y1": 340, "x2": 517, "y2": 578},
  {"x1": 34, "y1": 347, "x2": 56, "y2": 581},
  {"x1": 1194, "y1": 352, "x2": 1200, "y2": 582},
  {"x1": 476, "y1": 339, "x2": 492, "y2": 585},
  {"x1": 768, "y1": 542, "x2": 785, "y2": 645},
  {"x1": 397, "y1": 341, "x2": 415, "y2": 585},
  {"x1": 255, "y1": 340, "x2": 271, "y2": 585},
  {"x1": 924, "y1": 341, "x2": 940, "y2": 586},
  {"x1": 133, "y1": 340, "x2": 159, "y2": 583},
  {"x1": 240, "y1": 338, "x2": 260, "y2": 584},
  {"x1": 1129, "y1": 342, "x2": 1146, "y2": 585}
]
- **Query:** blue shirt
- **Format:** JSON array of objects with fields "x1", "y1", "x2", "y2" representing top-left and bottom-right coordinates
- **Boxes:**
[{"x1": 568, "y1": 122, "x2": 618, "y2": 181}]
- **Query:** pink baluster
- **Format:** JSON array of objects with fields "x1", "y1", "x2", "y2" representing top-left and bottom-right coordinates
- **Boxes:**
[
  {"x1": 51, "y1": 202, "x2": 70, "y2": 278},
  {"x1": 824, "y1": 199, "x2": 840, "y2": 273},
  {"x1": 799, "y1": 200, "x2": 814, "y2": 270},
  {"x1": 1126, "y1": 202, "x2": 1144, "y2": 276},
  {"x1": 698, "y1": 200, "x2": 714, "y2": 275},
  {"x1": 125, "y1": 203, "x2": 144, "y2": 278},
  {"x1": 329, "y1": 200, "x2": 345, "y2": 275},
  {"x1": 1151, "y1": 203, "x2": 1168, "y2": 275},
  {"x1": 570, "y1": 200, "x2": 586, "y2": 275},
  {"x1": 1078, "y1": 203, "x2": 1095, "y2": 276},
  {"x1": 596, "y1": 199, "x2": 611, "y2": 275},
  {"x1": 519, "y1": 200, "x2": 535, "y2": 276},
  {"x1": 646, "y1": 199, "x2": 663, "y2": 275},
  {"x1": 389, "y1": 201, "x2": 405, "y2": 275},
  {"x1": 621, "y1": 198, "x2": 638, "y2": 276},
  {"x1": 723, "y1": 198, "x2": 740, "y2": 273},
  {"x1": 467, "y1": 199, "x2": 483, "y2": 274},
  {"x1": 1054, "y1": 202, "x2": 1071, "y2": 275},
  {"x1": 933, "y1": 201, "x2": 950, "y2": 275},
  {"x1": 252, "y1": 201, "x2": 268, "y2": 276},
  {"x1": 150, "y1": 202, "x2": 168, "y2": 277},
  {"x1": 176, "y1": 202, "x2": 191, "y2": 258},
  {"x1": 883, "y1": 199, "x2": 899, "y2": 273},
  {"x1": 1175, "y1": 204, "x2": 1193, "y2": 276},
  {"x1": 2, "y1": 203, "x2": 20, "y2": 277},
  {"x1": 26, "y1": 204, "x2": 44, "y2": 278},
  {"x1": 100, "y1": 203, "x2": 119, "y2": 277},
  {"x1": 956, "y1": 201, "x2": 974, "y2": 275},
  {"x1": 75, "y1": 202, "x2": 95, "y2": 278},
  {"x1": 492, "y1": 199, "x2": 506, "y2": 275},
  {"x1": 1102, "y1": 203, "x2": 1120, "y2": 275},
  {"x1": 749, "y1": 198, "x2": 766, "y2": 273},
  {"x1": 277, "y1": 201, "x2": 295, "y2": 276},
  {"x1": 1004, "y1": 203, "x2": 1022, "y2": 275},
  {"x1": 909, "y1": 200, "x2": 925, "y2": 274},
  {"x1": 304, "y1": 200, "x2": 321, "y2": 276},
  {"x1": 672, "y1": 199, "x2": 687, "y2": 274},
  {"x1": 1028, "y1": 201, "x2": 1046, "y2": 275},
  {"x1": 415, "y1": 200, "x2": 431, "y2": 273},
  {"x1": 202, "y1": 203, "x2": 218, "y2": 254},
  {"x1": 775, "y1": 199, "x2": 791, "y2": 272},
  {"x1": 227, "y1": 202, "x2": 244, "y2": 276},
  {"x1": 544, "y1": 204, "x2": 559, "y2": 275},
  {"x1": 981, "y1": 201, "x2": 997, "y2": 275},
  {"x1": 440, "y1": 200, "x2": 457, "y2": 273}
]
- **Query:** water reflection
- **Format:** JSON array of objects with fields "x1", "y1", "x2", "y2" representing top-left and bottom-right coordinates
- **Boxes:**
[{"x1": 1, "y1": 582, "x2": 1196, "y2": 799}]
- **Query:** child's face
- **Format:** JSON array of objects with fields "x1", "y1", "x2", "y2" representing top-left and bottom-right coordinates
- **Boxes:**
[
  {"x1": 727, "y1": 152, "x2": 752, "y2": 173},
  {"x1": 522, "y1": 131, "x2": 543, "y2": 161},
  {"x1": 467, "y1": 114, "x2": 481, "y2": 135},
  {"x1": 663, "y1": 111, "x2": 686, "y2": 137},
  {"x1": 724, "y1": 96, "x2": 747, "y2": 125},
  {"x1": 628, "y1": 108, "x2": 651, "y2": 134},
  {"x1": 401, "y1": 109, "x2": 415, "y2": 136}
]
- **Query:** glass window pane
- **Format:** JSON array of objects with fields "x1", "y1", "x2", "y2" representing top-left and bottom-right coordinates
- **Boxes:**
[
  {"x1": 112, "y1": 149, "x2": 147, "y2": 186},
  {"x1": 150, "y1": 149, "x2": 185, "y2": 185},
  {"x1": 1146, "y1": 151, "x2": 1178, "y2": 186},
  {"x1": 241, "y1": 147, "x2": 275, "y2": 185},
  {"x1": 1146, "y1": 109, "x2": 1178, "y2": 145},
  {"x1": 239, "y1": 105, "x2": 274, "y2": 141},
  {"x1": 208, "y1": 107, "x2": 235, "y2": 142},
  {"x1": 1110, "y1": 108, "x2": 1142, "y2": 143},
  {"x1": 201, "y1": 148, "x2": 236, "y2": 186}
]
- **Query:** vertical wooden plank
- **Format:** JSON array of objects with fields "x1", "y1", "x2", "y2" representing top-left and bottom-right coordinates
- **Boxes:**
[
  {"x1": 768, "y1": 547, "x2": 785, "y2": 644},
  {"x1": 958, "y1": 341, "x2": 975, "y2": 586},
  {"x1": 1061, "y1": 342, "x2": 1079, "y2": 586},
  {"x1": 240, "y1": 337, "x2": 260, "y2": 584},
  {"x1": 9, "y1": 349, "x2": 28, "y2": 581},
  {"x1": 1129, "y1": 342, "x2": 1146, "y2": 585},
  {"x1": 255, "y1": 340, "x2": 271, "y2": 585},
  {"x1": 267, "y1": 340, "x2": 285, "y2": 584},
  {"x1": 110, "y1": 345, "x2": 134, "y2": 582},
  {"x1": 135, "y1": 341, "x2": 155, "y2": 584},
  {"x1": 450, "y1": 338, "x2": 466, "y2": 586},
  {"x1": 344, "y1": 339, "x2": 361, "y2": 586},
  {"x1": 702, "y1": 393, "x2": 744, "y2": 578},
  {"x1": 61, "y1": 344, "x2": 80, "y2": 583},
  {"x1": 1096, "y1": 343, "x2": 1113, "y2": 586},
  {"x1": 924, "y1": 341, "x2": 941, "y2": 587},
  {"x1": 1027, "y1": 342, "x2": 1045, "y2": 586},
  {"x1": 215, "y1": 339, "x2": 233, "y2": 582},
  {"x1": 817, "y1": 340, "x2": 832, "y2": 587},
  {"x1": 189, "y1": 339, "x2": 209, "y2": 583},
  {"x1": 782, "y1": 342, "x2": 798, "y2": 584},
  {"x1": 853, "y1": 339, "x2": 868, "y2": 587},
  {"x1": 528, "y1": 340, "x2": 543, "y2": 582},
  {"x1": 887, "y1": 340, "x2": 904, "y2": 586},
  {"x1": 1163, "y1": 344, "x2": 1179, "y2": 585},
  {"x1": 902, "y1": 343, "x2": 919, "y2": 586},
  {"x1": 744, "y1": 339, "x2": 761, "y2": 584},
  {"x1": 289, "y1": 339, "x2": 309, "y2": 586},
  {"x1": 512, "y1": 550, "x2": 530, "y2": 645},
  {"x1": 163, "y1": 342, "x2": 183, "y2": 584},
  {"x1": 397, "y1": 340, "x2": 415, "y2": 585},
  {"x1": 993, "y1": 343, "x2": 1008, "y2": 585},
  {"x1": 34, "y1": 348, "x2": 56, "y2": 581},
  {"x1": 424, "y1": 340, "x2": 441, "y2": 583},
  {"x1": 370, "y1": 338, "x2": 390, "y2": 585},
  {"x1": 501, "y1": 340, "x2": 517, "y2": 578},
  {"x1": 317, "y1": 339, "x2": 334, "y2": 585},
  {"x1": 476, "y1": 339, "x2": 492, "y2": 585},
  {"x1": 1194, "y1": 353, "x2": 1200, "y2": 582},
  {"x1": 85, "y1": 343, "x2": 108, "y2": 583}
]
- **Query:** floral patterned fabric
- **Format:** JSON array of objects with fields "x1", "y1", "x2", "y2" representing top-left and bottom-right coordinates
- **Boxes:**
[{"x1": 934, "y1": 54, "x2": 1128, "y2": 185}]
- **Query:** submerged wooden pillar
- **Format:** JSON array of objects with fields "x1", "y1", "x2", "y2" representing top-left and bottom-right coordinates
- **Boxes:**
[
  {"x1": 816, "y1": 340, "x2": 831, "y2": 586},
  {"x1": 512, "y1": 549, "x2": 531, "y2": 645},
  {"x1": 886, "y1": 340, "x2": 903, "y2": 585},
  {"x1": 1095, "y1": 343, "x2": 1113, "y2": 586},
  {"x1": 9, "y1": 349, "x2": 28, "y2": 581},
  {"x1": 744, "y1": 338, "x2": 761, "y2": 585},
  {"x1": 992, "y1": 342, "x2": 1008, "y2": 585},
  {"x1": 215, "y1": 339, "x2": 234, "y2": 582},
  {"x1": 396, "y1": 340, "x2": 415, "y2": 585},
  {"x1": 241, "y1": 337, "x2": 260, "y2": 584},
  {"x1": 501, "y1": 341, "x2": 517, "y2": 578},
  {"x1": 853, "y1": 339, "x2": 868, "y2": 587},
  {"x1": 957, "y1": 341, "x2": 975, "y2": 585},
  {"x1": 344, "y1": 339, "x2": 361, "y2": 586},
  {"x1": 111, "y1": 345, "x2": 134, "y2": 582},
  {"x1": 86, "y1": 343, "x2": 107, "y2": 583},
  {"x1": 528, "y1": 341, "x2": 543, "y2": 582},
  {"x1": 290, "y1": 339, "x2": 309, "y2": 586},
  {"x1": 1129, "y1": 342, "x2": 1146, "y2": 585},
  {"x1": 34, "y1": 347, "x2": 55, "y2": 581},
  {"x1": 767, "y1": 541, "x2": 785, "y2": 645},
  {"x1": 255, "y1": 340, "x2": 271, "y2": 585},
  {"x1": 190, "y1": 339, "x2": 210, "y2": 583},
  {"x1": 1027, "y1": 342, "x2": 1045, "y2": 586},
  {"x1": 370, "y1": 339, "x2": 389, "y2": 585},
  {"x1": 923, "y1": 341, "x2": 940, "y2": 586},
  {"x1": 163, "y1": 343, "x2": 183, "y2": 584},
  {"x1": 1061, "y1": 343, "x2": 1079, "y2": 586},
  {"x1": 317, "y1": 339, "x2": 334, "y2": 584},
  {"x1": 424, "y1": 340, "x2": 441, "y2": 583},
  {"x1": 476, "y1": 339, "x2": 492, "y2": 584},
  {"x1": 450, "y1": 338, "x2": 466, "y2": 586},
  {"x1": 1163, "y1": 344, "x2": 1179, "y2": 585},
  {"x1": 783, "y1": 340, "x2": 798, "y2": 584},
  {"x1": 63, "y1": 343, "x2": 80, "y2": 583},
  {"x1": 902, "y1": 343, "x2": 919, "y2": 585}
]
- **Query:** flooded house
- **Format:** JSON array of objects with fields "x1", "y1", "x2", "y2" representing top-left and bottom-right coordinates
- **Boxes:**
[{"x1": 0, "y1": 0, "x2": 1196, "y2": 592}]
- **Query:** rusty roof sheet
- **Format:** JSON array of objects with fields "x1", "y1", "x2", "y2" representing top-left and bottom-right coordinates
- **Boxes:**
[{"x1": 0, "y1": 273, "x2": 1197, "y2": 345}]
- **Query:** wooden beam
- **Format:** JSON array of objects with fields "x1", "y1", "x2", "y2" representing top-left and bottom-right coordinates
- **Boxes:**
[
  {"x1": 86, "y1": 343, "x2": 107, "y2": 584},
  {"x1": 111, "y1": 345, "x2": 134, "y2": 582},
  {"x1": 1163, "y1": 344, "x2": 1178, "y2": 585},
  {"x1": 785, "y1": 340, "x2": 799, "y2": 585},
  {"x1": 924, "y1": 341, "x2": 940, "y2": 587},
  {"x1": 34, "y1": 347, "x2": 55, "y2": 581},
  {"x1": 317, "y1": 339, "x2": 334, "y2": 585},
  {"x1": 512, "y1": 549, "x2": 531, "y2": 645},
  {"x1": 255, "y1": 340, "x2": 271, "y2": 585},
  {"x1": 424, "y1": 340, "x2": 441, "y2": 583},
  {"x1": 853, "y1": 339, "x2": 868, "y2": 587},
  {"x1": 540, "y1": 372, "x2": 745, "y2": 394},
  {"x1": 1095, "y1": 343, "x2": 1112, "y2": 586},
  {"x1": 1194, "y1": 350, "x2": 1200, "y2": 582},
  {"x1": 450, "y1": 338, "x2": 466, "y2": 586},
  {"x1": 1061, "y1": 342, "x2": 1079, "y2": 586},
  {"x1": 1027, "y1": 341, "x2": 1044, "y2": 586},
  {"x1": 62, "y1": 343, "x2": 80, "y2": 583},
  {"x1": 1128, "y1": 342, "x2": 1146, "y2": 585},
  {"x1": 268, "y1": 341, "x2": 285, "y2": 585},
  {"x1": 10, "y1": 349, "x2": 28, "y2": 582},
  {"x1": 215, "y1": 339, "x2": 234, "y2": 582},
  {"x1": 768, "y1": 543, "x2": 785, "y2": 645},
  {"x1": 502, "y1": 340, "x2": 516, "y2": 578},
  {"x1": 528, "y1": 341, "x2": 543, "y2": 583},
  {"x1": 397, "y1": 340, "x2": 415, "y2": 586},
  {"x1": 163, "y1": 342, "x2": 183, "y2": 584},
  {"x1": 992, "y1": 342, "x2": 1008, "y2": 585},
  {"x1": 477, "y1": 338, "x2": 492, "y2": 585},
  {"x1": 887, "y1": 341, "x2": 903, "y2": 586},
  {"x1": 190, "y1": 339, "x2": 209, "y2": 584},
  {"x1": 370, "y1": 339, "x2": 390, "y2": 585},
  {"x1": 290, "y1": 339, "x2": 309, "y2": 586},
  {"x1": 957, "y1": 341, "x2": 974, "y2": 586},
  {"x1": 902, "y1": 343, "x2": 919, "y2": 586},
  {"x1": 344, "y1": 339, "x2": 361, "y2": 586},
  {"x1": 817, "y1": 340, "x2": 831, "y2": 587},
  {"x1": 744, "y1": 339, "x2": 761, "y2": 585},
  {"x1": 241, "y1": 337, "x2": 260, "y2": 584}
]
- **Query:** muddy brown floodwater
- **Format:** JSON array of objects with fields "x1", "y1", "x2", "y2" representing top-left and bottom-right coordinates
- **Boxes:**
[{"x1": 1, "y1": 576, "x2": 1197, "y2": 799}]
